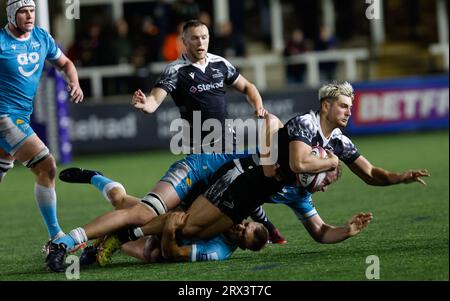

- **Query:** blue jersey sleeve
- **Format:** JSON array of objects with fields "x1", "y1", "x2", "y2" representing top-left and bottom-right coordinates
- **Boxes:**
[
  {"x1": 188, "y1": 235, "x2": 237, "y2": 262},
  {"x1": 268, "y1": 186, "x2": 318, "y2": 221},
  {"x1": 42, "y1": 30, "x2": 62, "y2": 61}
]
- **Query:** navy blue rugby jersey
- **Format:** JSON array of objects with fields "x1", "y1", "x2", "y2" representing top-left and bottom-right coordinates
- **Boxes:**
[
  {"x1": 276, "y1": 110, "x2": 361, "y2": 184},
  {"x1": 155, "y1": 53, "x2": 240, "y2": 149}
]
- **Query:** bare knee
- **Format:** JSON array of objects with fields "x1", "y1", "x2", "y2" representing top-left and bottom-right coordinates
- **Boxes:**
[
  {"x1": 32, "y1": 155, "x2": 56, "y2": 181},
  {"x1": 108, "y1": 187, "x2": 127, "y2": 208}
]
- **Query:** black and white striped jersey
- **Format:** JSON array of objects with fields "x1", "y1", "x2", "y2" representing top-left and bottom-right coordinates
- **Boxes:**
[{"x1": 276, "y1": 110, "x2": 361, "y2": 184}]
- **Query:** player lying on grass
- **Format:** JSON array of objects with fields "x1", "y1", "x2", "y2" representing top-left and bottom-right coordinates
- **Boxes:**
[
  {"x1": 46, "y1": 157, "x2": 371, "y2": 272},
  {"x1": 80, "y1": 211, "x2": 268, "y2": 265}
]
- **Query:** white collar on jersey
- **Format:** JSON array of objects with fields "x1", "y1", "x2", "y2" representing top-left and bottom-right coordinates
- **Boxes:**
[
  {"x1": 4, "y1": 24, "x2": 32, "y2": 42},
  {"x1": 315, "y1": 111, "x2": 341, "y2": 147},
  {"x1": 182, "y1": 53, "x2": 209, "y2": 73}
]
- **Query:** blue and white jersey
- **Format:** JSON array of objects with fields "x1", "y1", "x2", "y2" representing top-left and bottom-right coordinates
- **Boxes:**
[
  {"x1": 160, "y1": 153, "x2": 250, "y2": 206},
  {"x1": 267, "y1": 185, "x2": 318, "y2": 221},
  {"x1": 0, "y1": 26, "x2": 62, "y2": 121},
  {"x1": 182, "y1": 234, "x2": 238, "y2": 262}
]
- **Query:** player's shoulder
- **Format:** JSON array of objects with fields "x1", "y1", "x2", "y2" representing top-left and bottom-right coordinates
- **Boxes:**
[
  {"x1": 208, "y1": 53, "x2": 233, "y2": 66},
  {"x1": 32, "y1": 26, "x2": 52, "y2": 38},
  {"x1": 287, "y1": 110, "x2": 319, "y2": 130},
  {"x1": 330, "y1": 128, "x2": 353, "y2": 144},
  {"x1": 164, "y1": 57, "x2": 191, "y2": 73}
]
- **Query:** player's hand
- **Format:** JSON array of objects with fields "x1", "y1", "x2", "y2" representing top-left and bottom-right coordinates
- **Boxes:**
[
  {"x1": 166, "y1": 212, "x2": 189, "y2": 231},
  {"x1": 400, "y1": 169, "x2": 430, "y2": 185},
  {"x1": 325, "y1": 149, "x2": 339, "y2": 170},
  {"x1": 255, "y1": 107, "x2": 268, "y2": 118},
  {"x1": 346, "y1": 212, "x2": 373, "y2": 236},
  {"x1": 67, "y1": 82, "x2": 84, "y2": 103},
  {"x1": 131, "y1": 89, "x2": 148, "y2": 112}
]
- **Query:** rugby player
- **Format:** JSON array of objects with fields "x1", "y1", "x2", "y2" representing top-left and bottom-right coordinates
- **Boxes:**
[
  {"x1": 80, "y1": 211, "x2": 268, "y2": 266},
  {"x1": 0, "y1": 0, "x2": 83, "y2": 248}
]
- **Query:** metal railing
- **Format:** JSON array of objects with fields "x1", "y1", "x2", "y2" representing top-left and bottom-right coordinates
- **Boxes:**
[
  {"x1": 77, "y1": 48, "x2": 370, "y2": 100},
  {"x1": 429, "y1": 43, "x2": 449, "y2": 71}
]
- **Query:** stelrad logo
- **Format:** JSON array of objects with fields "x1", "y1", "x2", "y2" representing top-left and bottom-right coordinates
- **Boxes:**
[{"x1": 189, "y1": 80, "x2": 224, "y2": 93}]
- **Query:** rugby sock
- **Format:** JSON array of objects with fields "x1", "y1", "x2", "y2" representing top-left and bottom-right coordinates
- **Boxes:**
[
  {"x1": 54, "y1": 227, "x2": 87, "y2": 249},
  {"x1": 250, "y1": 206, "x2": 275, "y2": 232},
  {"x1": 90, "y1": 175, "x2": 125, "y2": 203},
  {"x1": 116, "y1": 227, "x2": 143, "y2": 244},
  {"x1": 35, "y1": 183, "x2": 63, "y2": 239}
]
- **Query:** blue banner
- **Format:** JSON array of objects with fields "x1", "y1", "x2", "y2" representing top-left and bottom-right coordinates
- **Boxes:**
[{"x1": 347, "y1": 76, "x2": 449, "y2": 135}]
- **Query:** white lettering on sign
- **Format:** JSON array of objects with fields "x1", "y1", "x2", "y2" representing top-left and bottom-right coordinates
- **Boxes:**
[{"x1": 356, "y1": 88, "x2": 449, "y2": 123}]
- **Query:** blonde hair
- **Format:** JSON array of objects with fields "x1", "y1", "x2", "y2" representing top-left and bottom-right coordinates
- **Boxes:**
[{"x1": 318, "y1": 81, "x2": 354, "y2": 103}]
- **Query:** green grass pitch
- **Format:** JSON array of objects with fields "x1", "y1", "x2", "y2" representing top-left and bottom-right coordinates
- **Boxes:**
[{"x1": 0, "y1": 131, "x2": 448, "y2": 281}]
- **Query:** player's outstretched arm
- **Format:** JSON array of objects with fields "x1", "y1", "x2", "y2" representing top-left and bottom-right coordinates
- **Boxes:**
[
  {"x1": 303, "y1": 212, "x2": 373, "y2": 244},
  {"x1": 54, "y1": 53, "x2": 84, "y2": 103},
  {"x1": 131, "y1": 87, "x2": 168, "y2": 114},
  {"x1": 349, "y1": 155, "x2": 430, "y2": 186},
  {"x1": 161, "y1": 212, "x2": 191, "y2": 262},
  {"x1": 232, "y1": 75, "x2": 267, "y2": 117}
]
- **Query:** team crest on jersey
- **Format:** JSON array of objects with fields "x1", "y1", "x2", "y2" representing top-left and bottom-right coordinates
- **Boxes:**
[
  {"x1": 31, "y1": 42, "x2": 40, "y2": 49},
  {"x1": 189, "y1": 72, "x2": 195, "y2": 79},
  {"x1": 211, "y1": 68, "x2": 223, "y2": 79}
]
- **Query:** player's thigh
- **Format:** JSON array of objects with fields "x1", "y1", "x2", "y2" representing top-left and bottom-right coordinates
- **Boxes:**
[
  {"x1": 150, "y1": 181, "x2": 181, "y2": 210},
  {"x1": 11, "y1": 134, "x2": 48, "y2": 164}
]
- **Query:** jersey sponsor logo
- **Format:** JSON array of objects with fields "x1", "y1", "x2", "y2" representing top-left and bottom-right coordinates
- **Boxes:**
[
  {"x1": 189, "y1": 80, "x2": 224, "y2": 93},
  {"x1": 17, "y1": 52, "x2": 40, "y2": 77}
]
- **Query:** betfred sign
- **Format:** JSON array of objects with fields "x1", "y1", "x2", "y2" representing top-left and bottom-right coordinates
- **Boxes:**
[{"x1": 348, "y1": 76, "x2": 449, "y2": 134}]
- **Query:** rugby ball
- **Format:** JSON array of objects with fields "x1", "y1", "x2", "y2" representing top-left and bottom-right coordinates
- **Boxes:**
[{"x1": 297, "y1": 146, "x2": 328, "y2": 192}]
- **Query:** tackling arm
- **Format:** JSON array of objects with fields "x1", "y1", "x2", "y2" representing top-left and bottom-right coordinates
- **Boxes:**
[
  {"x1": 232, "y1": 75, "x2": 267, "y2": 117},
  {"x1": 348, "y1": 155, "x2": 430, "y2": 186},
  {"x1": 303, "y1": 212, "x2": 373, "y2": 244},
  {"x1": 160, "y1": 212, "x2": 192, "y2": 262}
]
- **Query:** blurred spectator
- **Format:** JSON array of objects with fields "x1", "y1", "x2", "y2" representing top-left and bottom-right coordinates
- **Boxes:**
[
  {"x1": 132, "y1": 17, "x2": 160, "y2": 67},
  {"x1": 175, "y1": 0, "x2": 200, "y2": 22},
  {"x1": 198, "y1": 11, "x2": 214, "y2": 39},
  {"x1": 162, "y1": 22, "x2": 184, "y2": 61},
  {"x1": 316, "y1": 25, "x2": 338, "y2": 82},
  {"x1": 153, "y1": 0, "x2": 177, "y2": 57},
  {"x1": 80, "y1": 23, "x2": 104, "y2": 66},
  {"x1": 283, "y1": 29, "x2": 312, "y2": 84},
  {"x1": 257, "y1": 0, "x2": 272, "y2": 48},
  {"x1": 110, "y1": 19, "x2": 132, "y2": 64},
  {"x1": 68, "y1": 23, "x2": 105, "y2": 66},
  {"x1": 211, "y1": 21, "x2": 246, "y2": 58}
]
